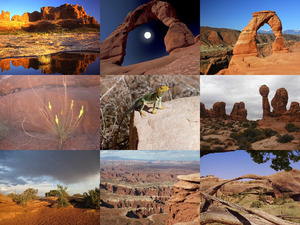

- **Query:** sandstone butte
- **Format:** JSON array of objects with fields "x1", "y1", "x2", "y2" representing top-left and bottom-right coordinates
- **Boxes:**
[
  {"x1": 166, "y1": 173, "x2": 200, "y2": 225},
  {"x1": 0, "y1": 3, "x2": 99, "y2": 28},
  {"x1": 216, "y1": 11, "x2": 300, "y2": 75},
  {"x1": 200, "y1": 101, "x2": 248, "y2": 121},
  {"x1": 100, "y1": 0, "x2": 200, "y2": 75}
]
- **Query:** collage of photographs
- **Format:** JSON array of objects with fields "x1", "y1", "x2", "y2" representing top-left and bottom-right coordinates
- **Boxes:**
[{"x1": 0, "y1": 0, "x2": 299, "y2": 225}]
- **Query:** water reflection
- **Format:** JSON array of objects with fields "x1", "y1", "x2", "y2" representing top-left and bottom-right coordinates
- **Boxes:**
[{"x1": 0, "y1": 53, "x2": 100, "y2": 75}]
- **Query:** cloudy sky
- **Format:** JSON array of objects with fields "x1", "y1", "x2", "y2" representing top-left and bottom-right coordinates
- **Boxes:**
[
  {"x1": 0, "y1": 151, "x2": 99, "y2": 196},
  {"x1": 200, "y1": 76, "x2": 300, "y2": 120},
  {"x1": 100, "y1": 150, "x2": 200, "y2": 161},
  {"x1": 201, "y1": 150, "x2": 300, "y2": 179}
]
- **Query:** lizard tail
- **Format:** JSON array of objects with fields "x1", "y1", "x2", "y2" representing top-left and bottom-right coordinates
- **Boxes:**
[{"x1": 112, "y1": 99, "x2": 140, "y2": 149}]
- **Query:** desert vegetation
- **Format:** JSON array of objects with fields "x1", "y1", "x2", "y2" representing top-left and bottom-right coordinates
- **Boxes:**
[
  {"x1": 8, "y1": 188, "x2": 39, "y2": 207},
  {"x1": 100, "y1": 75, "x2": 199, "y2": 149}
]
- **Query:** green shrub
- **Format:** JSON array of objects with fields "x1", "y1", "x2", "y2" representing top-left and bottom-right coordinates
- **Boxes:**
[
  {"x1": 285, "y1": 123, "x2": 300, "y2": 132},
  {"x1": 83, "y1": 188, "x2": 100, "y2": 209},
  {"x1": 277, "y1": 134, "x2": 294, "y2": 143},
  {"x1": 45, "y1": 190, "x2": 60, "y2": 197},
  {"x1": 56, "y1": 185, "x2": 70, "y2": 208},
  {"x1": 8, "y1": 188, "x2": 38, "y2": 207},
  {"x1": 251, "y1": 201, "x2": 263, "y2": 208}
]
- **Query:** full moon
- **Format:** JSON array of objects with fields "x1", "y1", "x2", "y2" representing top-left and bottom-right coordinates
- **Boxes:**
[{"x1": 144, "y1": 31, "x2": 151, "y2": 39}]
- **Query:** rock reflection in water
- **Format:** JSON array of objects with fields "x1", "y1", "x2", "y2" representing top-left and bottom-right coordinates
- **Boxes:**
[{"x1": 0, "y1": 53, "x2": 99, "y2": 75}]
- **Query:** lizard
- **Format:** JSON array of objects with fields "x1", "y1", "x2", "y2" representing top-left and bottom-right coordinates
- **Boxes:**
[{"x1": 112, "y1": 85, "x2": 169, "y2": 149}]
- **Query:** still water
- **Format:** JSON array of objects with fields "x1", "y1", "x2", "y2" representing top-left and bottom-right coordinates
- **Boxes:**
[{"x1": 0, "y1": 52, "x2": 100, "y2": 75}]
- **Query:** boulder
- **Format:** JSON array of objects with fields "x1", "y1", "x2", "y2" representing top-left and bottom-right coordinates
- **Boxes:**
[
  {"x1": 100, "y1": 0, "x2": 194, "y2": 65},
  {"x1": 129, "y1": 96, "x2": 200, "y2": 150},
  {"x1": 271, "y1": 87, "x2": 288, "y2": 116},
  {"x1": 230, "y1": 102, "x2": 247, "y2": 121},
  {"x1": 0, "y1": 10, "x2": 10, "y2": 21}
]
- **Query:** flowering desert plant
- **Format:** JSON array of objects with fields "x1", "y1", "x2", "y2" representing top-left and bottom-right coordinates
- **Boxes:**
[{"x1": 26, "y1": 76, "x2": 84, "y2": 149}]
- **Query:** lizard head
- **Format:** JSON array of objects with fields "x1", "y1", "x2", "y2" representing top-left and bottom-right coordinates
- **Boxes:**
[{"x1": 157, "y1": 85, "x2": 169, "y2": 94}]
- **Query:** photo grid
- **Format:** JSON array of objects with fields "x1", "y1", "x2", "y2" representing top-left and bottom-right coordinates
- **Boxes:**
[
  {"x1": 0, "y1": 0, "x2": 201, "y2": 225},
  {"x1": 201, "y1": 0, "x2": 300, "y2": 224}
]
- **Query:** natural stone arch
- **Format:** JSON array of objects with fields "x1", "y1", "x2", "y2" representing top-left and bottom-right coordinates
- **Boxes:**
[
  {"x1": 233, "y1": 11, "x2": 289, "y2": 56},
  {"x1": 100, "y1": 0, "x2": 195, "y2": 65}
]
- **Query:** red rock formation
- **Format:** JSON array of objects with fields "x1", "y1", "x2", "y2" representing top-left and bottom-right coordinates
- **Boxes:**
[
  {"x1": 230, "y1": 102, "x2": 247, "y2": 121},
  {"x1": 259, "y1": 85, "x2": 271, "y2": 117},
  {"x1": 233, "y1": 11, "x2": 288, "y2": 56},
  {"x1": 0, "y1": 10, "x2": 10, "y2": 21},
  {"x1": 166, "y1": 173, "x2": 200, "y2": 225},
  {"x1": 271, "y1": 87, "x2": 288, "y2": 116},
  {"x1": 100, "y1": 0, "x2": 194, "y2": 65},
  {"x1": 212, "y1": 102, "x2": 226, "y2": 118}
]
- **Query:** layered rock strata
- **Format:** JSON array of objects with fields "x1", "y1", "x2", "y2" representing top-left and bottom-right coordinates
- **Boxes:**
[
  {"x1": 100, "y1": 0, "x2": 195, "y2": 65},
  {"x1": 166, "y1": 173, "x2": 200, "y2": 225}
]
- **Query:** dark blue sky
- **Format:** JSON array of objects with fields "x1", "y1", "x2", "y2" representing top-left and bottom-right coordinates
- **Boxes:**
[
  {"x1": 201, "y1": 151, "x2": 300, "y2": 179},
  {"x1": 101, "y1": 0, "x2": 199, "y2": 66},
  {"x1": 201, "y1": 0, "x2": 300, "y2": 31},
  {"x1": 1, "y1": 0, "x2": 100, "y2": 23}
]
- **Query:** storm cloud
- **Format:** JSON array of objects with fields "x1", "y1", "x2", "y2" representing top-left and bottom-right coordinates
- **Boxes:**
[
  {"x1": 200, "y1": 76, "x2": 300, "y2": 120},
  {"x1": 0, "y1": 151, "x2": 99, "y2": 187}
]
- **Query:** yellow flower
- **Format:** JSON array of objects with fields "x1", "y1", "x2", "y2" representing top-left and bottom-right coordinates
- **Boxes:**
[
  {"x1": 48, "y1": 102, "x2": 52, "y2": 111},
  {"x1": 55, "y1": 115, "x2": 59, "y2": 125},
  {"x1": 70, "y1": 100, "x2": 74, "y2": 110},
  {"x1": 78, "y1": 106, "x2": 84, "y2": 118}
]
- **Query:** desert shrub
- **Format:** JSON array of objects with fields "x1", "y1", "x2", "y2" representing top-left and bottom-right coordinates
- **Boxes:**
[
  {"x1": 251, "y1": 201, "x2": 263, "y2": 208},
  {"x1": 285, "y1": 123, "x2": 300, "y2": 132},
  {"x1": 56, "y1": 185, "x2": 70, "y2": 208},
  {"x1": 26, "y1": 76, "x2": 84, "y2": 149},
  {"x1": 249, "y1": 121, "x2": 258, "y2": 128},
  {"x1": 277, "y1": 134, "x2": 294, "y2": 143},
  {"x1": 83, "y1": 188, "x2": 100, "y2": 209},
  {"x1": 261, "y1": 128, "x2": 277, "y2": 138},
  {"x1": 73, "y1": 193, "x2": 84, "y2": 198},
  {"x1": 8, "y1": 188, "x2": 38, "y2": 207},
  {"x1": 242, "y1": 122, "x2": 249, "y2": 128},
  {"x1": 258, "y1": 192, "x2": 267, "y2": 203},
  {"x1": 0, "y1": 122, "x2": 9, "y2": 141},
  {"x1": 238, "y1": 139, "x2": 252, "y2": 150},
  {"x1": 45, "y1": 190, "x2": 60, "y2": 197},
  {"x1": 201, "y1": 144, "x2": 211, "y2": 151}
]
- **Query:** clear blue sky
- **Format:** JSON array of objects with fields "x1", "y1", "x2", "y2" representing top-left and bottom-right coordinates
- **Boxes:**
[
  {"x1": 201, "y1": 151, "x2": 300, "y2": 179},
  {"x1": 1, "y1": 0, "x2": 100, "y2": 22},
  {"x1": 100, "y1": 150, "x2": 200, "y2": 161},
  {"x1": 201, "y1": 0, "x2": 300, "y2": 31}
]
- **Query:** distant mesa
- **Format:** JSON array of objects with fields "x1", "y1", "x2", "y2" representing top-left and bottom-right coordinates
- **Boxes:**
[
  {"x1": 260, "y1": 85, "x2": 300, "y2": 121},
  {"x1": 0, "y1": 4, "x2": 99, "y2": 26},
  {"x1": 100, "y1": 0, "x2": 195, "y2": 65},
  {"x1": 200, "y1": 101, "x2": 247, "y2": 121}
]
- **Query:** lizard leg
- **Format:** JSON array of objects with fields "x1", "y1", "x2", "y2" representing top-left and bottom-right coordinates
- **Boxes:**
[
  {"x1": 158, "y1": 97, "x2": 163, "y2": 109},
  {"x1": 139, "y1": 100, "x2": 146, "y2": 117},
  {"x1": 152, "y1": 100, "x2": 157, "y2": 114}
]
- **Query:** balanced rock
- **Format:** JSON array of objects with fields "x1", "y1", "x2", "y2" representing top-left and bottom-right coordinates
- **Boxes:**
[
  {"x1": 271, "y1": 87, "x2": 288, "y2": 116},
  {"x1": 259, "y1": 85, "x2": 271, "y2": 117},
  {"x1": 233, "y1": 11, "x2": 287, "y2": 56},
  {"x1": 0, "y1": 10, "x2": 10, "y2": 21},
  {"x1": 100, "y1": 0, "x2": 194, "y2": 65},
  {"x1": 230, "y1": 102, "x2": 247, "y2": 121}
]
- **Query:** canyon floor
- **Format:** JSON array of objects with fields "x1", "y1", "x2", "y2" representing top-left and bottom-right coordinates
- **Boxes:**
[
  {"x1": 201, "y1": 118, "x2": 300, "y2": 151},
  {"x1": 100, "y1": 160, "x2": 200, "y2": 224},
  {"x1": 0, "y1": 194, "x2": 99, "y2": 225}
]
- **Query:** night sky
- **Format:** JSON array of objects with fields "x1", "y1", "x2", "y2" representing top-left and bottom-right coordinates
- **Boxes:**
[
  {"x1": 1, "y1": 0, "x2": 100, "y2": 23},
  {"x1": 101, "y1": 0, "x2": 200, "y2": 66}
]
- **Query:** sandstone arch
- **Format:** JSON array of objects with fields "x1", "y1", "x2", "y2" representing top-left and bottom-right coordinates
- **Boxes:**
[
  {"x1": 233, "y1": 11, "x2": 289, "y2": 56},
  {"x1": 100, "y1": 0, "x2": 195, "y2": 65}
]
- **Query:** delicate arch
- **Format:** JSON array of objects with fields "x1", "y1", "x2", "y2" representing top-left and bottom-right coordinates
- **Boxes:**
[{"x1": 233, "y1": 11, "x2": 288, "y2": 56}]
